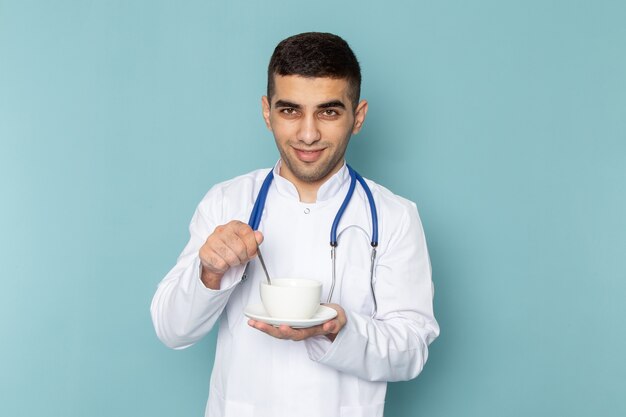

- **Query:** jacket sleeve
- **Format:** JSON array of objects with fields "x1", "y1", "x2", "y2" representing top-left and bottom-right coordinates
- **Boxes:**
[
  {"x1": 304, "y1": 202, "x2": 439, "y2": 381},
  {"x1": 150, "y1": 189, "x2": 245, "y2": 350}
]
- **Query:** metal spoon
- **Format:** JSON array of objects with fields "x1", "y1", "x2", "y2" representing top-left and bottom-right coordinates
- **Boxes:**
[{"x1": 256, "y1": 247, "x2": 271, "y2": 285}]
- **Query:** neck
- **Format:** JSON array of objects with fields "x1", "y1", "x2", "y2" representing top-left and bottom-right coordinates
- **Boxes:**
[
  {"x1": 278, "y1": 160, "x2": 344, "y2": 203},
  {"x1": 296, "y1": 183, "x2": 320, "y2": 203},
  {"x1": 280, "y1": 171, "x2": 323, "y2": 203}
]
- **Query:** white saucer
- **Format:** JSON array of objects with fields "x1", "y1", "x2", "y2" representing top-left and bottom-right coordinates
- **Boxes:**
[{"x1": 244, "y1": 304, "x2": 337, "y2": 328}]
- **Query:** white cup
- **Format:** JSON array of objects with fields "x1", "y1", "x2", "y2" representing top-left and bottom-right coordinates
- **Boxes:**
[{"x1": 260, "y1": 279, "x2": 322, "y2": 319}]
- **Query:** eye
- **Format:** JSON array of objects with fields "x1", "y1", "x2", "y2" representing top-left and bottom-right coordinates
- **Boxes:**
[
  {"x1": 320, "y1": 109, "x2": 339, "y2": 118},
  {"x1": 280, "y1": 108, "x2": 298, "y2": 116}
]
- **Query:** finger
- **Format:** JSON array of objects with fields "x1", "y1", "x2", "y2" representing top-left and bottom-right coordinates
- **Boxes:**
[
  {"x1": 287, "y1": 325, "x2": 328, "y2": 341},
  {"x1": 272, "y1": 324, "x2": 327, "y2": 341},
  {"x1": 213, "y1": 237, "x2": 246, "y2": 267},
  {"x1": 199, "y1": 244, "x2": 229, "y2": 273},
  {"x1": 201, "y1": 222, "x2": 253, "y2": 272},
  {"x1": 322, "y1": 319, "x2": 339, "y2": 334},
  {"x1": 249, "y1": 320, "x2": 285, "y2": 339},
  {"x1": 234, "y1": 224, "x2": 260, "y2": 259},
  {"x1": 221, "y1": 231, "x2": 251, "y2": 263},
  {"x1": 202, "y1": 254, "x2": 227, "y2": 274},
  {"x1": 249, "y1": 320, "x2": 307, "y2": 341},
  {"x1": 272, "y1": 325, "x2": 303, "y2": 341},
  {"x1": 201, "y1": 232, "x2": 237, "y2": 272}
]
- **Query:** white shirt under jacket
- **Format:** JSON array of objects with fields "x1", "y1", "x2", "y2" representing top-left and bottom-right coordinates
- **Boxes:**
[{"x1": 151, "y1": 161, "x2": 439, "y2": 417}]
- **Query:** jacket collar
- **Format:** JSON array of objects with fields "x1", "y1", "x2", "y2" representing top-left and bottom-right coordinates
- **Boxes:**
[{"x1": 272, "y1": 160, "x2": 350, "y2": 203}]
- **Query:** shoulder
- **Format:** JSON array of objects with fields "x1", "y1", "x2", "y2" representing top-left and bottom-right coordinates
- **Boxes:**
[
  {"x1": 357, "y1": 176, "x2": 426, "y2": 250},
  {"x1": 205, "y1": 168, "x2": 271, "y2": 198},
  {"x1": 360, "y1": 176, "x2": 418, "y2": 217},
  {"x1": 196, "y1": 168, "x2": 272, "y2": 217}
]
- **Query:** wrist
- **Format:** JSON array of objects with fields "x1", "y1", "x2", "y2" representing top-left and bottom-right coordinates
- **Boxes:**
[{"x1": 200, "y1": 265, "x2": 223, "y2": 290}]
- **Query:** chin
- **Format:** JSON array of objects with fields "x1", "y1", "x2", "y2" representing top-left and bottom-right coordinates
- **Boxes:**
[{"x1": 297, "y1": 167, "x2": 334, "y2": 183}]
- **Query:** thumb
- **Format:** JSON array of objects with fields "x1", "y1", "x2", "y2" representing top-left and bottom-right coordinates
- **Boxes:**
[
  {"x1": 254, "y1": 231, "x2": 264, "y2": 245},
  {"x1": 323, "y1": 319, "x2": 338, "y2": 334}
]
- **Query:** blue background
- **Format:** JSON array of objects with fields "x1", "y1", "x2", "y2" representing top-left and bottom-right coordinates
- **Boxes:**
[{"x1": 1, "y1": 1, "x2": 625, "y2": 416}]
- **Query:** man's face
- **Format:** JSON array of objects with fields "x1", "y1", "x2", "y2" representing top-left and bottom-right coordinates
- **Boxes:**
[{"x1": 262, "y1": 75, "x2": 368, "y2": 190}]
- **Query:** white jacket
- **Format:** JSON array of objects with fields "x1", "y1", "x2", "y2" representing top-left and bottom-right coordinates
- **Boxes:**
[{"x1": 151, "y1": 162, "x2": 439, "y2": 417}]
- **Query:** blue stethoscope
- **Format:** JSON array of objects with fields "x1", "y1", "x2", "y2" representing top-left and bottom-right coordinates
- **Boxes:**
[{"x1": 245, "y1": 164, "x2": 380, "y2": 315}]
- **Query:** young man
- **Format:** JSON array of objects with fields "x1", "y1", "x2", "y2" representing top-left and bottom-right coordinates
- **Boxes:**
[{"x1": 151, "y1": 32, "x2": 439, "y2": 417}]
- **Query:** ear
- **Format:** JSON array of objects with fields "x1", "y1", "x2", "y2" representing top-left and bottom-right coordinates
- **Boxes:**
[
  {"x1": 352, "y1": 99, "x2": 368, "y2": 134},
  {"x1": 261, "y1": 96, "x2": 272, "y2": 131}
]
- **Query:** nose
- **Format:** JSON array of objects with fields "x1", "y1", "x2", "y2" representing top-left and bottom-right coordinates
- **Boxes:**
[{"x1": 296, "y1": 114, "x2": 321, "y2": 145}]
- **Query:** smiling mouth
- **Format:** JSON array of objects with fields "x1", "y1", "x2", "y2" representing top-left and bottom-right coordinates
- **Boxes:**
[{"x1": 293, "y1": 147, "x2": 324, "y2": 162}]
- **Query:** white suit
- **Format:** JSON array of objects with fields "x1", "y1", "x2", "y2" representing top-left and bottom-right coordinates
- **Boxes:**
[{"x1": 151, "y1": 162, "x2": 439, "y2": 417}]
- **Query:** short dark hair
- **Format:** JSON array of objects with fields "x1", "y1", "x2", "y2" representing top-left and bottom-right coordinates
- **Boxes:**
[{"x1": 267, "y1": 32, "x2": 361, "y2": 108}]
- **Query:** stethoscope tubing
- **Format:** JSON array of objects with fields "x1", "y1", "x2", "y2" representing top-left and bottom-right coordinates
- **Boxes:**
[
  {"x1": 248, "y1": 170, "x2": 275, "y2": 231},
  {"x1": 246, "y1": 164, "x2": 379, "y2": 316}
]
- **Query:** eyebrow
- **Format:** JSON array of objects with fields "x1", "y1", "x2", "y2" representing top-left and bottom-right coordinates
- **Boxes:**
[
  {"x1": 273, "y1": 99, "x2": 347, "y2": 110},
  {"x1": 318, "y1": 100, "x2": 346, "y2": 110},
  {"x1": 274, "y1": 100, "x2": 301, "y2": 109}
]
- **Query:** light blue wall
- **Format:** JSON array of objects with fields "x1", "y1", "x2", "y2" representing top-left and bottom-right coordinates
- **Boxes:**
[{"x1": 1, "y1": 1, "x2": 625, "y2": 416}]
